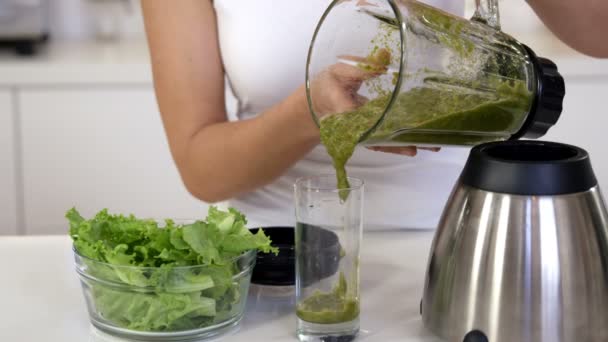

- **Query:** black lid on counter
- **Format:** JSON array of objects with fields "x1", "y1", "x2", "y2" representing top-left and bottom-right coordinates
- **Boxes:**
[{"x1": 249, "y1": 226, "x2": 341, "y2": 286}]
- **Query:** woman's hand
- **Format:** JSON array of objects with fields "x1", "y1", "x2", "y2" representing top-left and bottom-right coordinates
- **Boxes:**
[
  {"x1": 367, "y1": 146, "x2": 441, "y2": 156},
  {"x1": 527, "y1": 0, "x2": 608, "y2": 58},
  {"x1": 308, "y1": 61, "x2": 382, "y2": 118},
  {"x1": 308, "y1": 49, "x2": 440, "y2": 157}
]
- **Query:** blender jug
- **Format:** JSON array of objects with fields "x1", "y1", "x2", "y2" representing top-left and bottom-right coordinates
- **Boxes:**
[{"x1": 306, "y1": 0, "x2": 565, "y2": 146}]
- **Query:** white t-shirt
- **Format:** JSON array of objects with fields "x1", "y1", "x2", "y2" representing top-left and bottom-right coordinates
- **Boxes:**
[{"x1": 213, "y1": 0, "x2": 471, "y2": 229}]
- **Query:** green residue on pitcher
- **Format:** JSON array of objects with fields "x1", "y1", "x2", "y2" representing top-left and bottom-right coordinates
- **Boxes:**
[
  {"x1": 391, "y1": 72, "x2": 400, "y2": 86},
  {"x1": 408, "y1": 1, "x2": 476, "y2": 58},
  {"x1": 364, "y1": 22, "x2": 399, "y2": 99},
  {"x1": 319, "y1": 78, "x2": 533, "y2": 200},
  {"x1": 296, "y1": 272, "x2": 359, "y2": 324}
]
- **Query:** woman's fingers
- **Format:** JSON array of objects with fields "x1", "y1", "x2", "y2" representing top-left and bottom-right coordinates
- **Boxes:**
[
  {"x1": 367, "y1": 146, "x2": 418, "y2": 156},
  {"x1": 313, "y1": 51, "x2": 390, "y2": 118},
  {"x1": 354, "y1": 94, "x2": 369, "y2": 106},
  {"x1": 418, "y1": 147, "x2": 441, "y2": 152},
  {"x1": 330, "y1": 61, "x2": 384, "y2": 83},
  {"x1": 366, "y1": 146, "x2": 442, "y2": 156},
  {"x1": 338, "y1": 48, "x2": 392, "y2": 69}
]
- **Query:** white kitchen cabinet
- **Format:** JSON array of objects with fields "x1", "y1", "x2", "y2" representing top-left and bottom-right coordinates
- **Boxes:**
[
  {"x1": 19, "y1": 88, "x2": 209, "y2": 235},
  {"x1": 0, "y1": 90, "x2": 17, "y2": 235},
  {"x1": 543, "y1": 81, "x2": 608, "y2": 192}
]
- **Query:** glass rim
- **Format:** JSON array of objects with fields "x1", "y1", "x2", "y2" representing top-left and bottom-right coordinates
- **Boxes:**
[
  {"x1": 294, "y1": 175, "x2": 364, "y2": 192},
  {"x1": 73, "y1": 245, "x2": 256, "y2": 271}
]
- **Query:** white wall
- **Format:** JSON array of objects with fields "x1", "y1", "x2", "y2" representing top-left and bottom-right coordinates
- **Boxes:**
[
  {"x1": 19, "y1": 88, "x2": 209, "y2": 235},
  {"x1": 0, "y1": 90, "x2": 17, "y2": 235},
  {"x1": 48, "y1": 0, "x2": 145, "y2": 40},
  {"x1": 50, "y1": 0, "x2": 541, "y2": 41}
]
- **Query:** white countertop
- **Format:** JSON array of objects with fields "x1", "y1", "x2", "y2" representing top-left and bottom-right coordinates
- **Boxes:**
[
  {"x1": 0, "y1": 40, "x2": 152, "y2": 86},
  {"x1": 0, "y1": 32, "x2": 606, "y2": 87},
  {"x1": 0, "y1": 231, "x2": 443, "y2": 342}
]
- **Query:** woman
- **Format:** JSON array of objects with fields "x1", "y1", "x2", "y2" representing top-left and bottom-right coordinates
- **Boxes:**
[{"x1": 142, "y1": 1, "x2": 608, "y2": 229}]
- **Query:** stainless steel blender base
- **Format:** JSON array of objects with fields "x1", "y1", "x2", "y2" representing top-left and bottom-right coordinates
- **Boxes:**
[
  {"x1": 422, "y1": 186, "x2": 608, "y2": 342},
  {"x1": 421, "y1": 141, "x2": 608, "y2": 342}
]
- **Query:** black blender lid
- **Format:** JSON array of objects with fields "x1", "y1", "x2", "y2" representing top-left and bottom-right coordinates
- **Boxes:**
[
  {"x1": 249, "y1": 226, "x2": 342, "y2": 286},
  {"x1": 513, "y1": 46, "x2": 566, "y2": 140},
  {"x1": 461, "y1": 140, "x2": 597, "y2": 196}
]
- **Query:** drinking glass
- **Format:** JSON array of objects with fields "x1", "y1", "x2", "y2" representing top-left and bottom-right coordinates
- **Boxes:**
[{"x1": 294, "y1": 175, "x2": 364, "y2": 342}]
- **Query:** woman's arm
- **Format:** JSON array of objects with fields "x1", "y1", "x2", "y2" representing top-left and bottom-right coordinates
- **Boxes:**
[
  {"x1": 142, "y1": 0, "x2": 319, "y2": 203},
  {"x1": 527, "y1": 0, "x2": 608, "y2": 58}
]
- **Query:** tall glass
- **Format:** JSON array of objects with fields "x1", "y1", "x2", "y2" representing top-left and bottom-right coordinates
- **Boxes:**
[{"x1": 294, "y1": 175, "x2": 364, "y2": 342}]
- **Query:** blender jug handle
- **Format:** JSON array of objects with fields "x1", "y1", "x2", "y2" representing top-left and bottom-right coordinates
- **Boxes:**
[{"x1": 472, "y1": 0, "x2": 501, "y2": 30}]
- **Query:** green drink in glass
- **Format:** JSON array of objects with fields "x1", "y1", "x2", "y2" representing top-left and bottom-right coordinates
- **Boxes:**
[{"x1": 294, "y1": 175, "x2": 364, "y2": 342}]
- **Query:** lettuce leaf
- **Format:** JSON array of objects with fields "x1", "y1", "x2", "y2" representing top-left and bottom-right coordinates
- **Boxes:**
[
  {"x1": 92, "y1": 287, "x2": 217, "y2": 331},
  {"x1": 68, "y1": 206, "x2": 277, "y2": 332}
]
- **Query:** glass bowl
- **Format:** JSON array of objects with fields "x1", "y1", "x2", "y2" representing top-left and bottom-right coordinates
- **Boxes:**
[{"x1": 74, "y1": 248, "x2": 256, "y2": 341}]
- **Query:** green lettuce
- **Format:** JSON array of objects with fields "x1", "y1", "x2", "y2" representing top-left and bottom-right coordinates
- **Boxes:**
[{"x1": 68, "y1": 206, "x2": 277, "y2": 332}]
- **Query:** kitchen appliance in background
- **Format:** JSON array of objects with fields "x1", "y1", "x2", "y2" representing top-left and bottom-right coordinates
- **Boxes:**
[
  {"x1": 421, "y1": 141, "x2": 608, "y2": 342},
  {"x1": 0, "y1": 0, "x2": 49, "y2": 56},
  {"x1": 86, "y1": 0, "x2": 133, "y2": 41}
]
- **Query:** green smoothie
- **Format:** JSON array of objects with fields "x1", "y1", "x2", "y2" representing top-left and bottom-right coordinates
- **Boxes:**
[
  {"x1": 408, "y1": 1, "x2": 475, "y2": 58},
  {"x1": 319, "y1": 79, "x2": 533, "y2": 199},
  {"x1": 296, "y1": 272, "x2": 359, "y2": 324}
]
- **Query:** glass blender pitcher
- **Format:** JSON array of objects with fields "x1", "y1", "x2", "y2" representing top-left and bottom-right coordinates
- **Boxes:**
[{"x1": 306, "y1": 0, "x2": 565, "y2": 147}]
